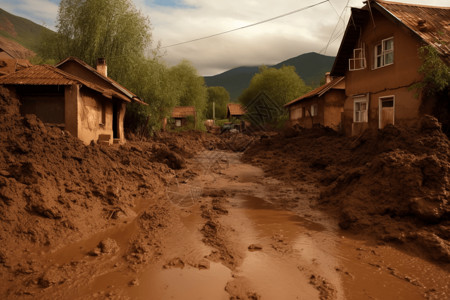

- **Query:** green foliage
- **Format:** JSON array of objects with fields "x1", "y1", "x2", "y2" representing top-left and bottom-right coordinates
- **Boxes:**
[
  {"x1": 169, "y1": 60, "x2": 208, "y2": 127},
  {"x1": 238, "y1": 65, "x2": 311, "y2": 125},
  {"x1": 416, "y1": 45, "x2": 450, "y2": 96},
  {"x1": 204, "y1": 53, "x2": 334, "y2": 101},
  {"x1": 416, "y1": 45, "x2": 450, "y2": 136},
  {"x1": 0, "y1": 8, "x2": 55, "y2": 53},
  {"x1": 38, "y1": 0, "x2": 209, "y2": 136},
  {"x1": 38, "y1": 0, "x2": 152, "y2": 85},
  {"x1": 206, "y1": 87, "x2": 229, "y2": 119}
]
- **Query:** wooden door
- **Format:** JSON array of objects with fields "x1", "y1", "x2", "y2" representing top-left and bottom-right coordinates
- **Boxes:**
[{"x1": 379, "y1": 98, "x2": 394, "y2": 129}]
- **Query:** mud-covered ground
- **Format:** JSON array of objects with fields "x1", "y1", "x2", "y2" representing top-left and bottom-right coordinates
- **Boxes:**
[
  {"x1": 243, "y1": 120, "x2": 450, "y2": 263},
  {"x1": 0, "y1": 86, "x2": 449, "y2": 299}
]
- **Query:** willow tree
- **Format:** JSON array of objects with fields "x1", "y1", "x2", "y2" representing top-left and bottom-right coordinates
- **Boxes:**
[{"x1": 39, "y1": 0, "x2": 152, "y2": 86}]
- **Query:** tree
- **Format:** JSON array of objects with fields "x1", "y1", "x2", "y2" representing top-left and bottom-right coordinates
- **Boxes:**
[
  {"x1": 206, "y1": 87, "x2": 229, "y2": 119},
  {"x1": 239, "y1": 65, "x2": 310, "y2": 124},
  {"x1": 415, "y1": 45, "x2": 450, "y2": 135},
  {"x1": 169, "y1": 60, "x2": 208, "y2": 127},
  {"x1": 38, "y1": 0, "x2": 152, "y2": 86}
]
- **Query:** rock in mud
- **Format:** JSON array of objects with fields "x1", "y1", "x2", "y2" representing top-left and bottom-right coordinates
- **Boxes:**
[
  {"x1": 248, "y1": 244, "x2": 263, "y2": 251},
  {"x1": 99, "y1": 238, "x2": 119, "y2": 254}
]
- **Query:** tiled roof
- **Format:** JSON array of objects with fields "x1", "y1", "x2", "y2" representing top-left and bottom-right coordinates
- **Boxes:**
[
  {"x1": 284, "y1": 77, "x2": 345, "y2": 107},
  {"x1": 0, "y1": 64, "x2": 131, "y2": 102},
  {"x1": 376, "y1": 0, "x2": 450, "y2": 61},
  {"x1": 172, "y1": 106, "x2": 196, "y2": 118},
  {"x1": 227, "y1": 103, "x2": 246, "y2": 116},
  {"x1": 55, "y1": 56, "x2": 145, "y2": 104}
]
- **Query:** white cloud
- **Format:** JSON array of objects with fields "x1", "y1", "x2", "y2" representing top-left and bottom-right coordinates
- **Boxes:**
[{"x1": 3, "y1": 0, "x2": 449, "y2": 75}]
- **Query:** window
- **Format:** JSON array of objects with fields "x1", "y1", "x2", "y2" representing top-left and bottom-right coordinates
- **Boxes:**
[
  {"x1": 349, "y1": 47, "x2": 366, "y2": 71},
  {"x1": 374, "y1": 37, "x2": 394, "y2": 68},
  {"x1": 100, "y1": 102, "x2": 106, "y2": 125},
  {"x1": 354, "y1": 96, "x2": 368, "y2": 123},
  {"x1": 175, "y1": 119, "x2": 182, "y2": 127},
  {"x1": 311, "y1": 104, "x2": 318, "y2": 117}
]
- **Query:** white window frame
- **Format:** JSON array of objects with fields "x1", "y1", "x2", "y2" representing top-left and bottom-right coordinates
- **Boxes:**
[
  {"x1": 374, "y1": 37, "x2": 394, "y2": 69},
  {"x1": 353, "y1": 95, "x2": 368, "y2": 123},
  {"x1": 349, "y1": 46, "x2": 366, "y2": 71},
  {"x1": 175, "y1": 119, "x2": 182, "y2": 127},
  {"x1": 378, "y1": 96, "x2": 395, "y2": 129},
  {"x1": 311, "y1": 104, "x2": 318, "y2": 117}
]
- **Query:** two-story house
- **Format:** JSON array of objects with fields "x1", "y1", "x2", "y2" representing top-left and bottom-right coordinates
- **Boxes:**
[{"x1": 330, "y1": 0, "x2": 449, "y2": 136}]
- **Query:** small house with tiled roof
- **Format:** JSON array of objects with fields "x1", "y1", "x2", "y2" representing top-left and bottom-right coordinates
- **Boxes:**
[
  {"x1": 0, "y1": 57, "x2": 145, "y2": 145},
  {"x1": 227, "y1": 103, "x2": 246, "y2": 120},
  {"x1": 331, "y1": 0, "x2": 450, "y2": 136},
  {"x1": 171, "y1": 106, "x2": 196, "y2": 128},
  {"x1": 284, "y1": 74, "x2": 345, "y2": 130}
]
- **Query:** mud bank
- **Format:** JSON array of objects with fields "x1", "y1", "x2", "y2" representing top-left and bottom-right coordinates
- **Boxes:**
[
  {"x1": 0, "y1": 87, "x2": 219, "y2": 298},
  {"x1": 243, "y1": 120, "x2": 450, "y2": 263}
]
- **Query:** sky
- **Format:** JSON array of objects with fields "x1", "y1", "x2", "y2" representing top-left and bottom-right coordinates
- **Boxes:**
[{"x1": 1, "y1": 0, "x2": 449, "y2": 76}]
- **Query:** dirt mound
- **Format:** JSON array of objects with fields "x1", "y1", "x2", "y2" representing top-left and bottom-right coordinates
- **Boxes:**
[
  {"x1": 0, "y1": 87, "x2": 223, "y2": 297},
  {"x1": 243, "y1": 119, "x2": 450, "y2": 263}
]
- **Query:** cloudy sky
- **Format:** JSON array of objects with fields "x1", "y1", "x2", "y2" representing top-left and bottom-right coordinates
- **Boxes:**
[{"x1": 1, "y1": 0, "x2": 448, "y2": 75}]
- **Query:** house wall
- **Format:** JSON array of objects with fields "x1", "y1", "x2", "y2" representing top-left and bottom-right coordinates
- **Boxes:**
[
  {"x1": 17, "y1": 85, "x2": 66, "y2": 124},
  {"x1": 323, "y1": 89, "x2": 346, "y2": 131},
  {"x1": 288, "y1": 98, "x2": 324, "y2": 129},
  {"x1": 76, "y1": 87, "x2": 118, "y2": 145},
  {"x1": 58, "y1": 61, "x2": 124, "y2": 95},
  {"x1": 343, "y1": 9, "x2": 425, "y2": 136}
]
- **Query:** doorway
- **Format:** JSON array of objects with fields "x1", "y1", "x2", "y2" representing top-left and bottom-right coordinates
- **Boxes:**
[
  {"x1": 113, "y1": 102, "x2": 119, "y2": 139},
  {"x1": 379, "y1": 96, "x2": 395, "y2": 129}
]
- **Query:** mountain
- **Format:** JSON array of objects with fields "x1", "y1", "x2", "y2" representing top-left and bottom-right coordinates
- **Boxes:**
[
  {"x1": 0, "y1": 8, "x2": 54, "y2": 55},
  {"x1": 204, "y1": 52, "x2": 335, "y2": 101}
]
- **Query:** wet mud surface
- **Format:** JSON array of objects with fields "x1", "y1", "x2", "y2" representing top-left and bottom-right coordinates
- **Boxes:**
[
  {"x1": 2, "y1": 148, "x2": 449, "y2": 299},
  {"x1": 89, "y1": 151, "x2": 449, "y2": 299}
]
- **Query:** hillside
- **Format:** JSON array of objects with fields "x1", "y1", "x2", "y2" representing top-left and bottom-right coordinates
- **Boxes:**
[
  {"x1": 204, "y1": 52, "x2": 335, "y2": 101},
  {"x1": 0, "y1": 8, "x2": 54, "y2": 54}
]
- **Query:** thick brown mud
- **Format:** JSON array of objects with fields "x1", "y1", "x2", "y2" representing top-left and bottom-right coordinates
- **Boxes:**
[
  {"x1": 108, "y1": 151, "x2": 449, "y2": 299},
  {"x1": 8, "y1": 150, "x2": 448, "y2": 299}
]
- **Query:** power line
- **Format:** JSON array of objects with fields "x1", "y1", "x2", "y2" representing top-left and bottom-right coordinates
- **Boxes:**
[
  {"x1": 320, "y1": 0, "x2": 350, "y2": 55},
  {"x1": 161, "y1": 0, "x2": 330, "y2": 49}
]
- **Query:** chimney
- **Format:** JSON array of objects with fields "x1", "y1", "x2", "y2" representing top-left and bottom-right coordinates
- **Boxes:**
[
  {"x1": 96, "y1": 58, "x2": 107, "y2": 77},
  {"x1": 325, "y1": 72, "x2": 332, "y2": 84}
]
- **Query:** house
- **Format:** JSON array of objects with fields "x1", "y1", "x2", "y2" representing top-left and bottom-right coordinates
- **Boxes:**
[
  {"x1": 0, "y1": 57, "x2": 145, "y2": 145},
  {"x1": 284, "y1": 73, "x2": 345, "y2": 130},
  {"x1": 330, "y1": 0, "x2": 450, "y2": 136},
  {"x1": 227, "y1": 103, "x2": 246, "y2": 120},
  {"x1": 171, "y1": 106, "x2": 196, "y2": 127}
]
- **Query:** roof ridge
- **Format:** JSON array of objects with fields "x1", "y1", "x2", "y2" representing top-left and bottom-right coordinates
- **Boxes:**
[{"x1": 373, "y1": 0, "x2": 450, "y2": 9}]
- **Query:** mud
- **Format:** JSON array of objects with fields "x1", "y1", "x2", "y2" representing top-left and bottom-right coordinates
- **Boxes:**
[
  {"x1": 1, "y1": 85, "x2": 449, "y2": 299},
  {"x1": 243, "y1": 121, "x2": 450, "y2": 264}
]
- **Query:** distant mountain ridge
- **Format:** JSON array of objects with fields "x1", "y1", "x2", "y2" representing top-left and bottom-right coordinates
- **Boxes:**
[
  {"x1": 0, "y1": 8, "x2": 54, "y2": 56},
  {"x1": 204, "y1": 52, "x2": 335, "y2": 101}
]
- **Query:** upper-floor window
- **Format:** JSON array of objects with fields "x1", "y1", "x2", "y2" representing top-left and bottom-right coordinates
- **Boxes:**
[{"x1": 374, "y1": 37, "x2": 394, "y2": 69}]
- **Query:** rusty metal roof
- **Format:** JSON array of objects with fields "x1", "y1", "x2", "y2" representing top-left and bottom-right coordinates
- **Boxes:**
[
  {"x1": 172, "y1": 106, "x2": 196, "y2": 118},
  {"x1": 0, "y1": 64, "x2": 133, "y2": 103},
  {"x1": 331, "y1": 0, "x2": 450, "y2": 76},
  {"x1": 227, "y1": 103, "x2": 246, "y2": 116},
  {"x1": 284, "y1": 76, "x2": 345, "y2": 107}
]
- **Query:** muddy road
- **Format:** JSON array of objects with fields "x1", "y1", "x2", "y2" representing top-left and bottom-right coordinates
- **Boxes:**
[{"x1": 12, "y1": 150, "x2": 449, "y2": 299}]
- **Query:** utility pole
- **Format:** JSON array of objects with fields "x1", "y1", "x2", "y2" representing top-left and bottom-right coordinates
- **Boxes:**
[{"x1": 213, "y1": 101, "x2": 215, "y2": 123}]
